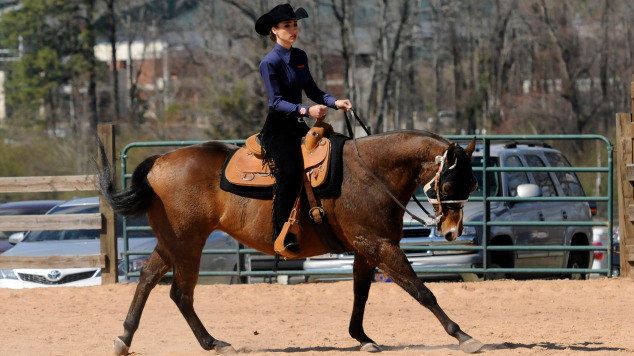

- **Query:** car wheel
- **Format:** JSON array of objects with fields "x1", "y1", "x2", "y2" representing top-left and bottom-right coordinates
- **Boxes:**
[
  {"x1": 567, "y1": 252, "x2": 588, "y2": 280},
  {"x1": 484, "y1": 263, "x2": 505, "y2": 281},
  {"x1": 469, "y1": 263, "x2": 505, "y2": 282}
]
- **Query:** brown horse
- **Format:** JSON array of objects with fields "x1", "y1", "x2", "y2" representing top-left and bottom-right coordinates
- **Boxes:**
[{"x1": 98, "y1": 130, "x2": 482, "y2": 354}]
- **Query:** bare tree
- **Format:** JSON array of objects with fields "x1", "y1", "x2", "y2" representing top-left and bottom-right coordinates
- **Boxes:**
[{"x1": 105, "y1": 0, "x2": 120, "y2": 122}]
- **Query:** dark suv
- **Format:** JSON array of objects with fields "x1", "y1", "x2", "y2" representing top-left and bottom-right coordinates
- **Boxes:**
[{"x1": 304, "y1": 142, "x2": 594, "y2": 281}]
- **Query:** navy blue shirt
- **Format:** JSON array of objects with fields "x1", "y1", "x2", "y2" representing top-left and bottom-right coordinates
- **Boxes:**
[{"x1": 259, "y1": 43, "x2": 337, "y2": 117}]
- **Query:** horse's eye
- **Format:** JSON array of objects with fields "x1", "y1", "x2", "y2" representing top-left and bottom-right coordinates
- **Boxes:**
[{"x1": 441, "y1": 182, "x2": 452, "y2": 195}]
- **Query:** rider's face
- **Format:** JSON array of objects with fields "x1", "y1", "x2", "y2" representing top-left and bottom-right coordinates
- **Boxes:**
[{"x1": 272, "y1": 20, "x2": 299, "y2": 47}]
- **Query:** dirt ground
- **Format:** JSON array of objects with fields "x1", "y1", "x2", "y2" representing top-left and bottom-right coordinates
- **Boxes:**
[{"x1": 1, "y1": 278, "x2": 633, "y2": 356}]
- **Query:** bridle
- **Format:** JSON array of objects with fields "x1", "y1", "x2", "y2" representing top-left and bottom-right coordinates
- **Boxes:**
[
  {"x1": 344, "y1": 110, "x2": 469, "y2": 226},
  {"x1": 422, "y1": 149, "x2": 469, "y2": 213}
]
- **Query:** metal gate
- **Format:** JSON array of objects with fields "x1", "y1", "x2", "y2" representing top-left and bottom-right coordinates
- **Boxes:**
[{"x1": 119, "y1": 134, "x2": 612, "y2": 281}]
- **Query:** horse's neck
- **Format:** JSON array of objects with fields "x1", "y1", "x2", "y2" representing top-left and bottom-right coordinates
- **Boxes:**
[{"x1": 357, "y1": 132, "x2": 447, "y2": 200}]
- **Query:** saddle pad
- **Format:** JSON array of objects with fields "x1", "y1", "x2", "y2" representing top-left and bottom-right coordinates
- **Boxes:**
[
  {"x1": 224, "y1": 137, "x2": 331, "y2": 188},
  {"x1": 220, "y1": 133, "x2": 349, "y2": 200}
]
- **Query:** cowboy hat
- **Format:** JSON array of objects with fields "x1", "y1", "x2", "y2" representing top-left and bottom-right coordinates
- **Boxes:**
[{"x1": 255, "y1": 4, "x2": 308, "y2": 36}]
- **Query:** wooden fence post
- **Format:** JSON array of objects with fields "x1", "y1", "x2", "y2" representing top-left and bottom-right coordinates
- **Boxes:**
[
  {"x1": 616, "y1": 79, "x2": 634, "y2": 279},
  {"x1": 97, "y1": 123, "x2": 118, "y2": 284}
]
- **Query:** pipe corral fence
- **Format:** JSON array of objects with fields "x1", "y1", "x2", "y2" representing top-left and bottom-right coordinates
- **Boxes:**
[{"x1": 119, "y1": 133, "x2": 613, "y2": 282}]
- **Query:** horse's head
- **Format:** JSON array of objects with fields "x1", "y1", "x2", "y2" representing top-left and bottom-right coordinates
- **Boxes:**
[{"x1": 423, "y1": 139, "x2": 477, "y2": 241}]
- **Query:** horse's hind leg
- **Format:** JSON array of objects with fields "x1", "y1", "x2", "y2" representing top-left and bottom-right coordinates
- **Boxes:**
[
  {"x1": 349, "y1": 253, "x2": 381, "y2": 352},
  {"x1": 354, "y1": 237, "x2": 483, "y2": 354},
  {"x1": 114, "y1": 248, "x2": 171, "y2": 355},
  {"x1": 169, "y1": 251, "x2": 236, "y2": 353}
]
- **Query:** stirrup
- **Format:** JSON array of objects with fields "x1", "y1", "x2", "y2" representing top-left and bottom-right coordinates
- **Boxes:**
[
  {"x1": 274, "y1": 220, "x2": 301, "y2": 258},
  {"x1": 273, "y1": 189, "x2": 303, "y2": 259}
]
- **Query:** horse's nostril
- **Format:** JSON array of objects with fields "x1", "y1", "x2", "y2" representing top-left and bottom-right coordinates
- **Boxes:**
[{"x1": 444, "y1": 232, "x2": 453, "y2": 240}]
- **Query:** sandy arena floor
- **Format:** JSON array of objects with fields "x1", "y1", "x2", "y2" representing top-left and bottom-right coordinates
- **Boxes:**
[{"x1": 0, "y1": 278, "x2": 633, "y2": 355}]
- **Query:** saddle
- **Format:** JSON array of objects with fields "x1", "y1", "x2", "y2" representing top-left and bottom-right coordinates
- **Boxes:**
[
  {"x1": 224, "y1": 122, "x2": 334, "y2": 188},
  {"x1": 223, "y1": 121, "x2": 337, "y2": 259}
]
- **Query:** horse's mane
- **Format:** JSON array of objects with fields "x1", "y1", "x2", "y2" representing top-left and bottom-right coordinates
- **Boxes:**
[{"x1": 356, "y1": 129, "x2": 451, "y2": 145}]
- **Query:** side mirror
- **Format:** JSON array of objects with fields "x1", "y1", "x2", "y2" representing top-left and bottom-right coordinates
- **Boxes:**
[
  {"x1": 516, "y1": 183, "x2": 541, "y2": 198},
  {"x1": 8, "y1": 232, "x2": 25, "y2": 245}
]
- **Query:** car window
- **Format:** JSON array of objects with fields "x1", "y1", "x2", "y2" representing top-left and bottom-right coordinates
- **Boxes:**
[
  {"x1": 504, "y1": 155, "x2": 529, "y2": 197},
  {"x1": 22, "y1": 203, "x2": 154, "y2": 242},
  {"x1": 63, "y1": 229, "x2": 101, "y2": 240},
  {"x1": 470, "y1": 157, "x2": 500, "y2": 197},
  {"x1": 544, "y1": 152, "x2": 585, "y2": 196},
  {"x1": 524, "y1": 154, "x2": 558, "y2": 197},
  {"x1": 23, "y1": 230, "x2": 64, "y2": 242}
]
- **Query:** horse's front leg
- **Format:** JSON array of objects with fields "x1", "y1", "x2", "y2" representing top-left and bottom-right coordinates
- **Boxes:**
[
  {"x1": 353, "y1": 236, "x2": 484, "y2": 354},
  {"x1": 349, "y1": 253, "x2": 381, "y2": 352}
]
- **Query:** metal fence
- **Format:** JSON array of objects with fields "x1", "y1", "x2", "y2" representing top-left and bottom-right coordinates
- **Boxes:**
[{"x1": 119, "y1": 134, "x2": 612, "y2": 280}]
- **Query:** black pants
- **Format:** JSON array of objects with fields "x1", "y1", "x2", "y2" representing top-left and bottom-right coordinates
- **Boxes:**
[{"x1": 259, "y1": 111, "x2": 309, "y2": 238}]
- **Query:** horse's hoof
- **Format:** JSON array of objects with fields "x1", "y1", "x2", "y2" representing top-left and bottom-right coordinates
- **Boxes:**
[
  {"x1": 360, "y1": 342, "x2": 382, "y2": 352},
  {"x1": 214, "y1": 340, "x2": 237, "y2": 354},
  {"x1": 113, "y1": 337, "x2": 129, "y2": 356},
  {"x1": 459, "y1": 338, "x2": 484, "y2": 354}
]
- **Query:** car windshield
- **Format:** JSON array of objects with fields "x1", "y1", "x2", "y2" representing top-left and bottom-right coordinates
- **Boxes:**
[
  {"x1": 22, "y1": 204, "x2": 154, "y2": 242},
  {"x1": 470, "y1": 157, "x2": 500, "y2": 197}
]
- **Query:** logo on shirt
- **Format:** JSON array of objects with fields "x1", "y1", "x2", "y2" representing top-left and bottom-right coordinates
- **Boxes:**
[{"x1": 296, "y1": 64, "x2": 305, "y2": 69}]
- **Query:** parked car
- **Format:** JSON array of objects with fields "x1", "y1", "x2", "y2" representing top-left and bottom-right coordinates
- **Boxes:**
[
  {"x1": 587, "y1": 226, "x2": 613, "y2": 278},
  {"x1": 0, "y1": 197, "x2": 238, "y2": 288},
  {"x1": 611, "y1": 226, "x2": 621, "y2": 277},
  {"x1": 0, "y1": 200, "x2": 63, "y2": 253},
  {"x1": 304, "y1": 142, "x2": 594, "y2": 281}
]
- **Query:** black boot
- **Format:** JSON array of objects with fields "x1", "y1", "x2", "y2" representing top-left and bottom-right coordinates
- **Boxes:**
[
  {"x1": 261, "y1": 112, "x2": 307, "y2": 254},
  {"x1": 283, "y1": 233, "x2": 300, "y2": 253}
]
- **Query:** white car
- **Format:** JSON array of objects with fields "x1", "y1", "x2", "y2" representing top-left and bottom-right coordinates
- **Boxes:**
[{"x1": 0, "y1": 197, "x2": 239, "y2": 288}]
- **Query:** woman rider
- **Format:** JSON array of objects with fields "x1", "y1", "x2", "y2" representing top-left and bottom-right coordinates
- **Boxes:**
[{"x1": 255, "y1": 4, "x2": 352, "y2": 252}]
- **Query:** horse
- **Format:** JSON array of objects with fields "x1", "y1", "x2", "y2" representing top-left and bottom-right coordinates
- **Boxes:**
[{"x1": 98, "y1": 129, "x2": 482, "y2": 354}]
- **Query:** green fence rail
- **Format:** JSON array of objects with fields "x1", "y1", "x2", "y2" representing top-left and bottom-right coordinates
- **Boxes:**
[{"x1": 119, "y1": 134, "x2": 613, "y2": 281}]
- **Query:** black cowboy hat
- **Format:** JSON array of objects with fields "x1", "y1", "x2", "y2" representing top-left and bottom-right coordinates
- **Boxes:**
[{"x1": 255, "y1": 4, "x2": 308, "y2": 36}]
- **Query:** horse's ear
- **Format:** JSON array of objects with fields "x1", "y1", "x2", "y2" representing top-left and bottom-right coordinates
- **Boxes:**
[
  {"x1": 464, "y1": 137, "x2": 476, "y2": 158},
  {"x1": 446, "y1": 142, "x2": 458, "y2": 166}
]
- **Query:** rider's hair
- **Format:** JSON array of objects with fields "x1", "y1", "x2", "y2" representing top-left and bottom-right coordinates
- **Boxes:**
[{"x1": 269, "y1": 30, "x2": 276, "y2": 42}]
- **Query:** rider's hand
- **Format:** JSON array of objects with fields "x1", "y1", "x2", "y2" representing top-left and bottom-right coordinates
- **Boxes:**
[
  {"x1": 308, "y1": 105, "x2": 328, "y2": 121},
  {"x1": 335, "y1": 99, "x2": 352, "y2": 111}
]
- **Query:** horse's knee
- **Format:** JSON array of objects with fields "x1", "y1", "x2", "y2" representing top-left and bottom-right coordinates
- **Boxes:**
[{"x1": 170, "y1": 282, "x2": 195, "y2": 311}]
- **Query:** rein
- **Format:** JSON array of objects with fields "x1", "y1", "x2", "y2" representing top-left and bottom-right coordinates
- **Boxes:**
[{"x1": 343, "y1": 110, "x2": 454, "y2": 226}]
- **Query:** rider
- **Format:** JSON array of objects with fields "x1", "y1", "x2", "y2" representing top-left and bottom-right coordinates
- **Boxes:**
[{"x1": 255, "y1": 3, "x2": 352, "y2": 252}]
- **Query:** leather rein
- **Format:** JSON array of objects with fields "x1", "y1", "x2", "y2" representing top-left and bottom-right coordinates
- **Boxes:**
[{"x1": 343, "y1": 110, "x2": 467, "y2": 226}]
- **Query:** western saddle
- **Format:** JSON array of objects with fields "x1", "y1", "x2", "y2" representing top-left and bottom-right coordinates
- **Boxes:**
[{"x1": 224, "y1": 121, "x2": 335, "y2": 258}]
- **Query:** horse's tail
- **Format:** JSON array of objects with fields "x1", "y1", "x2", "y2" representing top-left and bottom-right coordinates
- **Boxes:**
[{"x1": 97, "y1": 139, "x2": 158, "y2": 217}]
